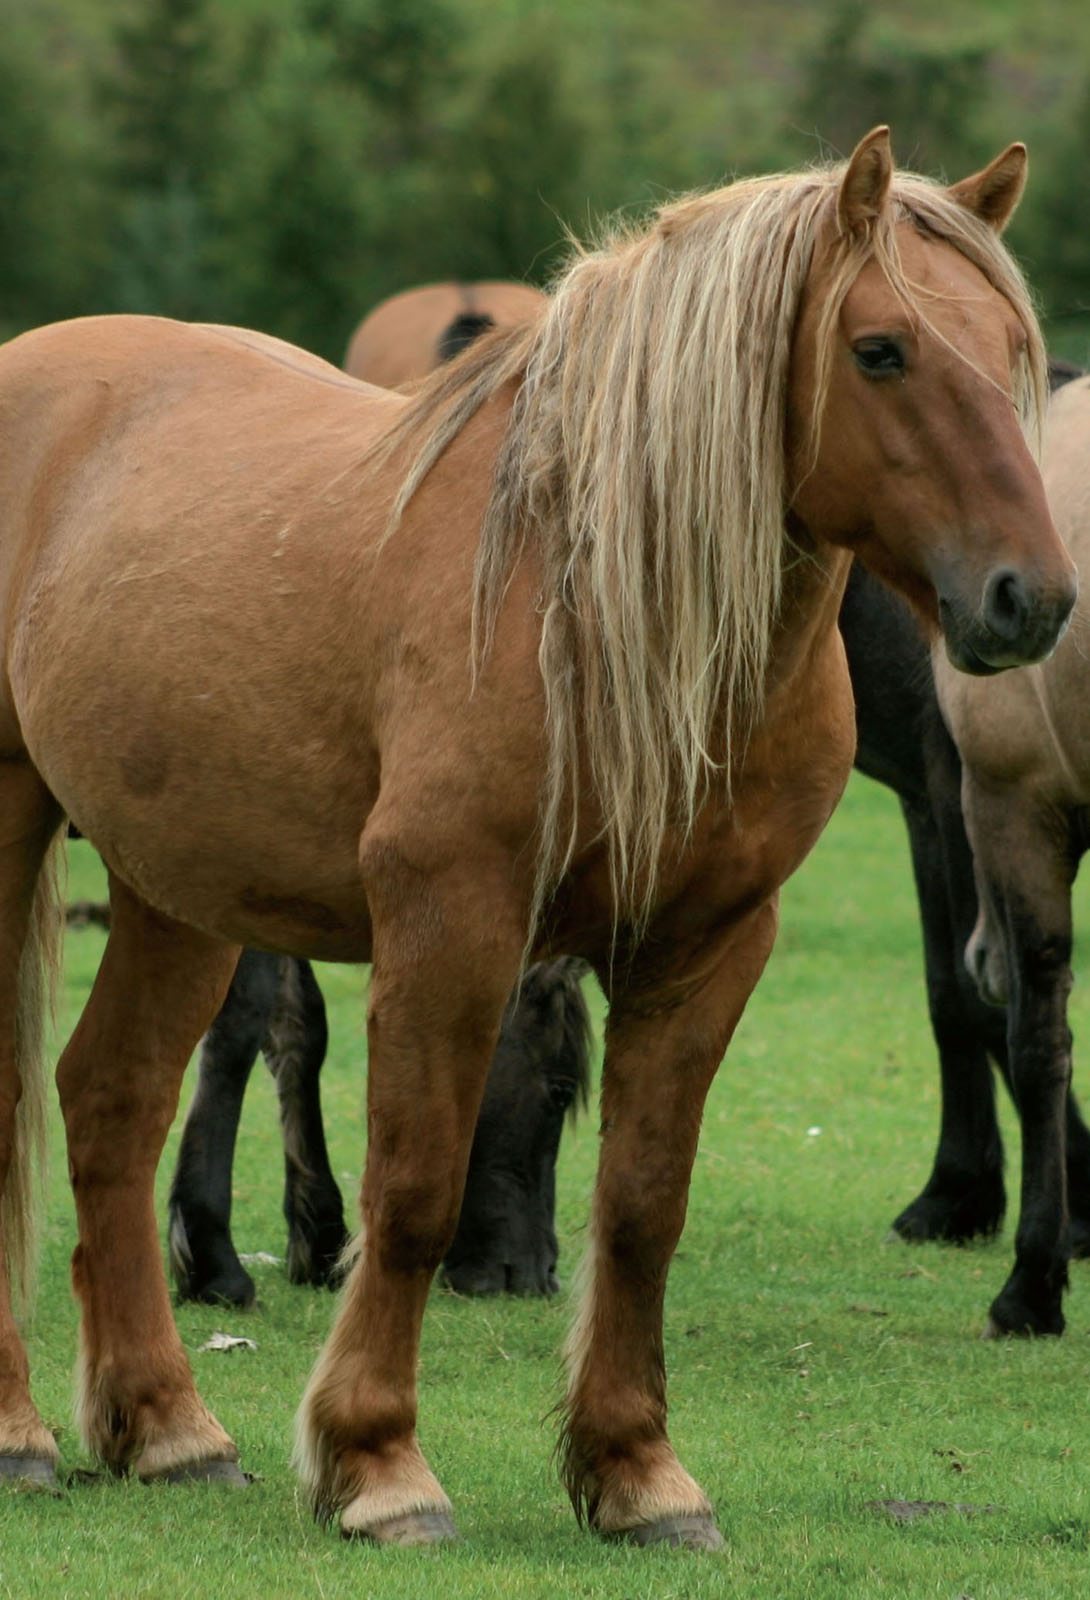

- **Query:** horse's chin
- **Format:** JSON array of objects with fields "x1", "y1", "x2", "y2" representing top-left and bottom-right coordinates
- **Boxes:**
[{"x1": 939, "y1": 634, "x2": 1007, "y2": 676}]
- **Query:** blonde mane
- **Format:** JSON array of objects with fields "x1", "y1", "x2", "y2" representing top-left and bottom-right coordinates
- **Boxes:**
[{"x1": 380, "y1": 159, "x2": 1046, "y2": 939}]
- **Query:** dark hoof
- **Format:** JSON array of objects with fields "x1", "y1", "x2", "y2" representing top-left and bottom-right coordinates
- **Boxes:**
[
  {"x1": 177, "y1": 1272, "x2": 256, "y2": 1310},
  {"x1": 153, "y1": 1458, "x2": 251, "y2": 1487},
  {"x1": 981, "y1": 1310, "x2": 1064, "y2": 1341},
  {"x1": 0, "y1": 1454, "x2": 59, "y2": 1491},
  {"x1": 344, "y1": 1510, "x2": 459, "y2": 1546},
  {"x1": 890, "y1": 1182, "x2": 1005, "y2": 1246},
  {"x1": 612, "y1": 1515, "x2": 724, "y2": 1551}
]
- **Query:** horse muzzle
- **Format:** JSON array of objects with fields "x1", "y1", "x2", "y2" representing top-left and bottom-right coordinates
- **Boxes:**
[{"x1": 938, "y1": 561, "x2": 1079, "y2": 675}]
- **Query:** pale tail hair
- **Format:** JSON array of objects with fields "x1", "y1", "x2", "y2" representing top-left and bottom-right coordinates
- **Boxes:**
[
  {"x1": 4, "y1": 832, "x2": 65, "y2": 1319},
  {"x1": 377, "y1": 160, "x2": 1046, "y2": 942}
]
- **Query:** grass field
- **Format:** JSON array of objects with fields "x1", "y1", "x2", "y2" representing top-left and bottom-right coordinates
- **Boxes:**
[{"x1": 5, "y1": 774, "x2": 1090, "y2": 1598}]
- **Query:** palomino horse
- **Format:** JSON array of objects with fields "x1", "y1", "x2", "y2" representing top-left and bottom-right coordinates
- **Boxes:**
[
  {"x1": 343, "y1": 280, "x2": 546, "y2": 389},
  {"x1": 935, "y1": 372, "x2": 1090, "y2": 1338},
  {"x1": 0, "y1": 129, "x2": 1077, "y2": 1548}
]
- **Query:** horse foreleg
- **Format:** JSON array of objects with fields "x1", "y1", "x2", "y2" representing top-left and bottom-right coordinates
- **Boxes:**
[
  {"x1": 294, "y1": 830, "x2": 525, "y2": 1544},
  {"x1": 56, "y1": 874, "x2": 244, "y2": 1477},
  {"x1": 264, "y1": 958, "x2": 347, "y2": 1288},
  {"x1": 964, "y1": 786, "x2": 1076, "y2": 1337},
  {"x1": 561, "y1": 899, "x2": 779, "y2": 1549},
  {"x1": 168, "y1": 947, "x2": 276, "y2": 1307},
  {"x1": 0, "y1": 766, "x2": 63, "y2": 1484}
]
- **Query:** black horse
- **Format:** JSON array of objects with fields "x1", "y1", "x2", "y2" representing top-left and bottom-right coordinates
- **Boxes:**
[{"x1": 167, "y1": 954, "x2": 591, "y2": 1305}]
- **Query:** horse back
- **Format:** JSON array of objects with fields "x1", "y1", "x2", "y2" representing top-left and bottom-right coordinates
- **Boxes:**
[{"x1": 344, "y1": 282, "x2": 546, "y2": 389}]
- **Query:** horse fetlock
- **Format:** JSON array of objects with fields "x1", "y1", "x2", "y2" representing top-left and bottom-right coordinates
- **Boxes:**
[
  {"x1": 559, "y1": 1416, "x2": 709, "y2": 1534},
  {"x1": 296, "y1": 1412, "x2": 449, "y2": 1535},
  {"x1": 78, "y1": 1359, "x2": 236, "y2": 1475},
  {"x1": 577, "y1": 1440, "x2": 715, "y2": 1540}
]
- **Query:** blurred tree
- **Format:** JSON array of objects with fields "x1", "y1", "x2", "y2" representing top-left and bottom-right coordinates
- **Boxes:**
[
  {"x1": 429, "y1": 37, "x2": 590, "y2": 285},
  {"x1": 211, "y1": 28, "x2": 379, "y2": 357},
  {"x1": 795, "y1": 0, "x2": 992, "y2": 173},
  {"x1": 306, "y1": 0, "x2": 461, "y2": 160},
  {"x1": 1013, "y1": 73, "x2": 1090, "y2": 351},
  {"x1": 97, "y1": 0, "x2": 231, "y2": 318},
  {"x1": 0, "y1": 10, "x2": 106, "y2": 334}
]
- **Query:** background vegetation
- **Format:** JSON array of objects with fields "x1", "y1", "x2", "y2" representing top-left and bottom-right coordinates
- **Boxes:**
[
  {"x1": 5, "y1": 779, "x2": 1090, "y2": 1598},
  {"x1": 3, "y1": 0, "x2": 1090, "y2": 363}
]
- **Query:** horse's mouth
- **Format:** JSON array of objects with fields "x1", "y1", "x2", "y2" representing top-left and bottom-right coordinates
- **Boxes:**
[
  {"x1": 938, "y1": 591, "x2": 1075, "y2": 676},
  {"x1": 939, "y1": 632, "x2": 1006, "y2": 676}
]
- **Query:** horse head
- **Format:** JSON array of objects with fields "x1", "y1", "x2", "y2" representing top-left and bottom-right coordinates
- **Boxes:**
[{"x1": 788, "y1": 126, "x2": 1078, "y2": 674}]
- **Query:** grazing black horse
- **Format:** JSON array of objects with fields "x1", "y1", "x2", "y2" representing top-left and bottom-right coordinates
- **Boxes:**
[
  {"x1": 842, "y1": 563, "x2": 1090, "y2": 1251},
  {"x1": 168, "y1": 954, "x2": 591, "y2": 1306}
]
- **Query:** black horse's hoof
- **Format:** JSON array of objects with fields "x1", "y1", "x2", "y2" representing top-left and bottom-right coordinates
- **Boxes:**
[
  {"x1": 890, "y1": 1176, "x2": 1005, "y2": 1246},
  {"x1": 982, "y1": 1295, "x2": 1065, "y2": 1339},
  {"x1": 0, "y1": 1453, "x2": 60, "y2": 1491},
  {"x1": 176, "y1": 1269, "x2": 256, "y2": 1310},
  {"x1": 609, "y1": 1515, "x2": 724, "y2": 1551},
  {"x1": 343, "y1": 1509, "x2": 459, "y2": 1546},
  {"x1": 153, "y1": 1458, "x2": 251, "y2": 1487}
]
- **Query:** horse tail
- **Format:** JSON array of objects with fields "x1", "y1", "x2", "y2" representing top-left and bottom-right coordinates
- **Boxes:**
[
  {"x1": 436, "y1": 311, "x2": 496, "y2": 366},
  {"x1": 5, "y1": 830, "x2": 65, "y2": 1316}
]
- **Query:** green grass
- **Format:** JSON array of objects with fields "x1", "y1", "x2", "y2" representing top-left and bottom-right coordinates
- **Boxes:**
[{"x1": 5, "y1": 775, "x2": 1090, "y2": 1597}]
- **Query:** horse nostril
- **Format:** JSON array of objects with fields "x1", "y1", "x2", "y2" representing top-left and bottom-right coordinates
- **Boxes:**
[{"x1": 981, "y1": 567, "x2": 1029, "y2": 642}]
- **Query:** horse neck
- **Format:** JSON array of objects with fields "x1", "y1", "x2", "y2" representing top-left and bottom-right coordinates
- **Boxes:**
[{"x1": 766, "y1": 529, "x2": 853, "y2": 694}]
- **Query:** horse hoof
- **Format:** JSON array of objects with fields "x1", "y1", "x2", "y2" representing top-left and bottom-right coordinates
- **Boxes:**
[
  {"x1": 0, "y1": 1453, "x2": 60, "y2": 1491},
  {"x1": 153, "y1": 1458, "x2": 251, "y2": 1487},
  {"x1": 344, "y1": 1509, "x2": 459, "y2": 1546},
  {"x1": 613, "y1": 1515, "x2": 725, "y2": 1551}
]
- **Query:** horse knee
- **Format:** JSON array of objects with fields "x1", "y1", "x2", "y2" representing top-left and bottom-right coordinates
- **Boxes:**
[{"x1": 368, "y1": 1172, "x2": 464, "y2": 1275}]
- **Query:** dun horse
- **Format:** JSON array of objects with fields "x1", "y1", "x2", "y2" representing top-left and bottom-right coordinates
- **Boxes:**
[
  {"x1": 935, "y1": 372, "x2": 1090, "y2": 1339},
  {"x1": 343, "y1": 280, "x2": 546, "y2": 389},
  {"x1": 0, "y1": 130, "x2": 1077, "y2": 1549}
]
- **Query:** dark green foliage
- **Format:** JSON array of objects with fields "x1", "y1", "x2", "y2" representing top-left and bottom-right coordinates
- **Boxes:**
[
  {"x1": 0, "y1": 11, "x2": 106, "y2": 335},
  {"x1": 427, "y1": 40, "x2": 590, "y2": 286},
  {"x1": 795, "y1": 0, "x2": 993, "y2": 172},
  {"x1": 0, "y1": 0, "x2": 1089, "y2": 361},
  {"x1": 1012, "y1": 73, "x2": 1090, "y2": 357}
]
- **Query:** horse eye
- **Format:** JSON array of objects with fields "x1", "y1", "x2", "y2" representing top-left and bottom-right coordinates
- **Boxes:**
[{"x1": 852, "y1": 338, "x2": 905, "y2": 377}]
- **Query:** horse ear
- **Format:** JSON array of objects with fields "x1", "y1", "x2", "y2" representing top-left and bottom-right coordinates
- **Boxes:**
[
  {"x1": 837, "y1": 126, "x2": 893, "y2": 235},
  {"x1": 946, "y1": 144, "x2": 1027, "y2": 233}
]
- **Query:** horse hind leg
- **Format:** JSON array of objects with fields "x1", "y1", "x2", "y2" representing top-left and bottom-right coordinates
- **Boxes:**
[
  {"x1": 0, "y1": 765, "x2": 64, "y2": 1485},
  {"x1": 57, "y1": 872, "x2": 245, "y2": 1479}
]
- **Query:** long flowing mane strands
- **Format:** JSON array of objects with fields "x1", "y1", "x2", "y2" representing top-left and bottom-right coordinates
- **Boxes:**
[
  {"x1": 379, "y1": 160, "x2": 1047, "y2": 937},
  {"x1": 480, "y1": 176, "x2": 835, "y2": 933}
]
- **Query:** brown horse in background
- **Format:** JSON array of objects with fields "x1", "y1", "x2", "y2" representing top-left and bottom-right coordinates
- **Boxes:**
[
  {"x1": 935, "y1": 372, "x2": 1090, "y2": 1340},
  {"x1": 0, "y1": 129, "x2": 1076, "y2": 1550},
  {"x1": 343, "y1": 280, "x2": 546, "y2": 388}
]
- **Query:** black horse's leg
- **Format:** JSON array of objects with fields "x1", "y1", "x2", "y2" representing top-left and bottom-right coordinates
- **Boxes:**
[
  {"x1": 168, "y1": 948, "x2": 281, "y2": 1307},
  {"x1": 1064, "y1": 1093, "x2": 1090, "y2": 1257},
  {"x1": 263, "y1": 958, "x2": 348, "y2": 1287},
  {"x1": 890, "y1": 786, "x2": 1008, "y2": 1244},
  {"x1": 966, "y1": 787, "x2": 1077, "y2": 1337}
]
